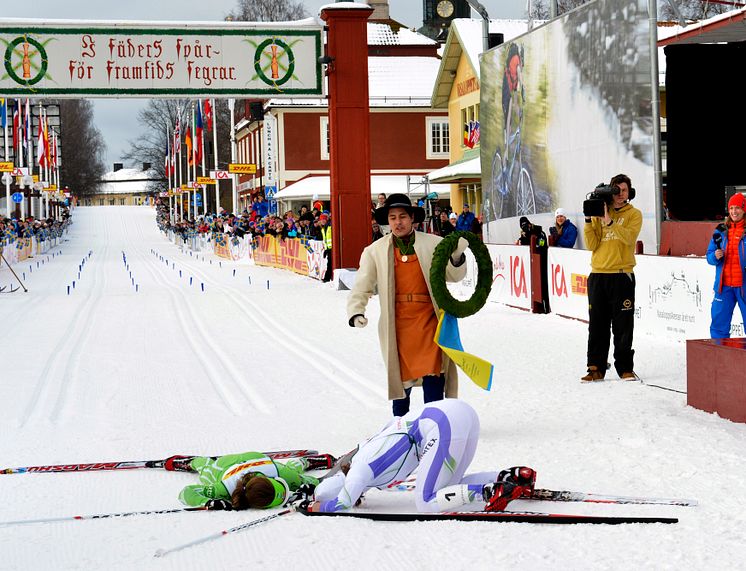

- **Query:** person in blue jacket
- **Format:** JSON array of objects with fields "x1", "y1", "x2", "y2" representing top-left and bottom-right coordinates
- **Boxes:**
[
  {"x1": 706, "y1": 193, "x2": 746, "y2": 338},
  {"x1": 548, "y1": 208, "x2": 577, "y2": 248},
  {"x1": 455, "y1": 203, "x2": 476, "y2": 232}
]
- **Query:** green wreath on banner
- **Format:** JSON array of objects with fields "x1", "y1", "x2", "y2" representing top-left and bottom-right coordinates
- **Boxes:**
[{"x1": 430, "y1": 231, "x2": 492, "y2": 318}]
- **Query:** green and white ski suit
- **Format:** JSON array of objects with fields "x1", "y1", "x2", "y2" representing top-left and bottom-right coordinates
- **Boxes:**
[{"x1": 178, "y1": 451, "x2": 318, "y2": 508}]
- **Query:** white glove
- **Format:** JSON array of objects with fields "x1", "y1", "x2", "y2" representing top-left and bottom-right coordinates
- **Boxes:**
[
  {"x1": 451, "y1": 237, "x2": 469, "y2": 262},
  {"x1": 351, "y1": 315, "x2": 368, "y2": 328}
]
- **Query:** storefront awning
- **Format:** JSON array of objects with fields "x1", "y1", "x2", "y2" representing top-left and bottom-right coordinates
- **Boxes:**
[{"x1": 426, "y1": 157, "x2": 481, "y2": 184}]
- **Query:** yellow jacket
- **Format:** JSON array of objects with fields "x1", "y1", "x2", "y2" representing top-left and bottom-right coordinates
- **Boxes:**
[{"x1": 583, "y1": 203, "x2": 642, "y2": 273}]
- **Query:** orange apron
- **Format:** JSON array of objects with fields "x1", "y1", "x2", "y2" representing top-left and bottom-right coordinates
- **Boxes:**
[{"x1": 393, "y1": 249, "x2": 442, "y2": 382}]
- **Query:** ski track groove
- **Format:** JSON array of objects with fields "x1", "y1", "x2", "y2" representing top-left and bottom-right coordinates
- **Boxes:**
[
  {"x1": 132, "y1": 214, "x2": 273, "y2": 414},
  {"x1": 123, "y1": 216, "x2": 251, "y2": 416},
  {"x1": 0, "y1": 236, "x2": 70, "y2": 337},
  {"x1": 19, "y1": 217, "x2": 110, "y2": 428},
  {"x1": 160, "y1": 242, "x2": 383, "y2": 408}
]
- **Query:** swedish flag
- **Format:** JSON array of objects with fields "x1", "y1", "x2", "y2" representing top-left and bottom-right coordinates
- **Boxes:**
[{"x1": 434, "y1": 310, "x2": 494, "y2": 391}]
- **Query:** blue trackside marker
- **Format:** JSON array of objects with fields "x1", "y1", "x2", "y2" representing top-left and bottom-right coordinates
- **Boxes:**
[
  {"x1": 136, "y1": 284, "x2": 139, "y2": 292},
  {"x1": 179, "y1": 270, "x2": 182, "y2": 278},
  {"x1": 67, "y1": 285, "x2": 70, "y2": 295},
  {"x1": 72, "y1": 281, "x2": 75, "y2": 289},
  {"x1": 201, "y1": 283, "x2": 205, "y2": 292},
  {"x1": 190, "y1": 277, "x2": 193, "y2": 286},
  {"x1": 267, "y1": 280, "x2": 270, "y2": 290},
  {"x1": 233, "y1": 269, "x2": 236, "y2": 277},
  {"x1": 248, "y1": 276, "x2": 251, "y2": 285}
]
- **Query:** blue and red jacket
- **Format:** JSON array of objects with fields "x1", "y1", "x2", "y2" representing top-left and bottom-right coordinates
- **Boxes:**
[{"x1": 706, "y1": 226, "x2": 746, "y2": 294}]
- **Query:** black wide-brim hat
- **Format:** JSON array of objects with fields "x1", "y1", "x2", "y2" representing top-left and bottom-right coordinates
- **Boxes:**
[{"x1": 374, "y1": 193, "x2": 426, "y2": 225}]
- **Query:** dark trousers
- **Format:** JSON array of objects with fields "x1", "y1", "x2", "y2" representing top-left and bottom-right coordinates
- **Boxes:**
[
  {"x1": 322, "y1": 249, "x2": 333, "y2": 282},
  {"x1": 391, "y1": 374, "x2": 445, "y2": 417},
  {"x1": 587, "y1": 272, "x2": 636, "y2": 375}
]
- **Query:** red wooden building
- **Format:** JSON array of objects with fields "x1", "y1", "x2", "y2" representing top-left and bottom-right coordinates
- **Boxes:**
[{"x1": 233, "y1": 18, "x2": 450, "y2": 214}]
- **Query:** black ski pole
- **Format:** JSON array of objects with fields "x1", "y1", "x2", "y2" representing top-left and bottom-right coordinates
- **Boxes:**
[{"x1": 0, "y1": 252, "x2": 28, "y2": 293}]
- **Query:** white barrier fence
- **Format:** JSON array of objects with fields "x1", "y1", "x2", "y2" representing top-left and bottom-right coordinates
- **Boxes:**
[{"x1": 543, "y1": 247, "x2": 741, "y2": 340}]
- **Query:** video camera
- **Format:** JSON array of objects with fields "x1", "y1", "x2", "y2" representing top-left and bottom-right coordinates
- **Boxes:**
[{"x1": 583, "y1": 184, "x2": 620, "y2": 218}]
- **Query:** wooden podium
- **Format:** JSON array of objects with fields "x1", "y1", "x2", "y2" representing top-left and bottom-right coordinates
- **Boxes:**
[{"x1": 686, "y1": 338, "x2": 746, "y2": 423}]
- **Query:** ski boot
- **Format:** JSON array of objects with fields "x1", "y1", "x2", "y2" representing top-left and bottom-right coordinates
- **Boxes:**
[
  {"x1": 164, "y1": 455, "x2": 197, "y2": 472},
  {"x1": 482, "y1": 466, "x2": 537, "y2": 512}
]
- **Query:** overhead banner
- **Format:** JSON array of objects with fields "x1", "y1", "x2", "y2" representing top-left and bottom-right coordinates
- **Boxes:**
[{"x1": 0, "y1": 20, "x2": 323, "y2": 97}]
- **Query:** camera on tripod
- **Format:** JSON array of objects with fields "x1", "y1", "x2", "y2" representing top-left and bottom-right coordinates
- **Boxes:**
[{"x1": 583, "y1": 183, "x2": 620, "y2": 218}]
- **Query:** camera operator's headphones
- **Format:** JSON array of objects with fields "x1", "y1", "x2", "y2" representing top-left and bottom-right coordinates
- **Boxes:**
[{"x1": 607, "y1": 177, "x2": 636, "y2": 201}]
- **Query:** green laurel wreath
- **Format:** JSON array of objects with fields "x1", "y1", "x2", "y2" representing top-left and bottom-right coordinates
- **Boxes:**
[{"x1": 429, "y1": 231, "x2": 492, "y2": 318}]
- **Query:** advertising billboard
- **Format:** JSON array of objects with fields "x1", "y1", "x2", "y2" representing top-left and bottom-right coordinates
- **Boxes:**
[{"x1": 479, "y1": 0, "x2": 658, "y2": 252}]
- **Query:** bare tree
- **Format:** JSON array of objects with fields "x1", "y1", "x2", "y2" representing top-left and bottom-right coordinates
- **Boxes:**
[
  {"x1": 531, "y1": 0, "x2": 737, "y2": 21},
  {"x1": 59, "y1": 100, "x2": 107, "y2": 196},
  {"x1": 226, "y1": 0, "x2": 307, "y2": 22},
  {"x1": 658, "y1": 0, "x2": 733, "y2": 21},
  {"x1": 124, "y1": 98, "x2": 234, "y2": 211}
]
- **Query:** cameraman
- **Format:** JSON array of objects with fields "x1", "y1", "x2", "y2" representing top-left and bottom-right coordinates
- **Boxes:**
[
  {"x1": 706, "y1": 193, "x2": 746, "y2": 339},
  {"x1": 581, "y1": 174, "x2": 642, "y2": 382}
]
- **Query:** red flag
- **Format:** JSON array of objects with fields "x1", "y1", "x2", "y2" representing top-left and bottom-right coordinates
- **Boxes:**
[
  {"x1": 195, "y1": 104, "x2": 203, "y2": 164},
  {"x1": 202, "y1": 99, "x2": 213, "y2": 130},
  {"x1": 12, "y1": 101, "x2": 20, "y2": 153},
  {"x1": 37, "y1": 112, "x2": 48, "y2": 168}
]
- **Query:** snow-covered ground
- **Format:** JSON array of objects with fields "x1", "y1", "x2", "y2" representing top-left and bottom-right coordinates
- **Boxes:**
[{"x1": 1, "y1": 206, "x2": 744, "y2": 570}]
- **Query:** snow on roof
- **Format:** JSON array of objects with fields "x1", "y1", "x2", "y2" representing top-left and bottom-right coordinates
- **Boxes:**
[
  {"x1": 270, "y1": 56, "x2": 441, "y2": 108},
  {"x1": 274, "y1": 175, "x2": 451, "y2": 201},
  {"x1": 656, "y1": 9, "x2": 746, "y2": 86},
  {"x1": 99, "y1": 168, "x2": 161, "y2": 194},
  {"x1": 367, "y1": 22, "x2": 438, "y2": 46}
]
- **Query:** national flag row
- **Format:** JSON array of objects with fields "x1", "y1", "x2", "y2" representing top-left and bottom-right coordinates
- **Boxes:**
[
  {"x1": 164, "y1": 99, "x2": 214, "y2": 177},
  {"x1": 0, "y1": 98, "x2": 59, "y2": 169}
]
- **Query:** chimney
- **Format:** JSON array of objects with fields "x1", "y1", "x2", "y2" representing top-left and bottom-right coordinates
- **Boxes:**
[
  {"x1": 368, "y1": 0, "x2": 389, "y2": 20},
  {"x1": 113, "y1": 163, "x2": 123, "y2": 172},
  {"x1": 142, "y1": 162, "x2": 151, "y2": 171}
]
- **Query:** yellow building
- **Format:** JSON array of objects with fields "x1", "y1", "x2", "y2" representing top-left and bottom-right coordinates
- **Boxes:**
[
  {"x1": 81, "y1": 164, "x2": 162, "y2": 207},
  {"x1": 427, "y1": 19, "x2": 531, "y2": 217}
]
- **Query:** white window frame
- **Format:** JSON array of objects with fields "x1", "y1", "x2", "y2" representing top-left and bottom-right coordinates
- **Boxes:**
[
  {"x1": 320, "y1": 116, "x2": 330, "y2": 160},
  {"x1": 426, "y1": 116, "x2": 450, "y2": 159}
]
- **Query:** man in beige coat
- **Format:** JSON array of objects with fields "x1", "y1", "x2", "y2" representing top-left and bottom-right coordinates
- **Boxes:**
[{"x1": 347, "y1": 194, "x2": 468, "y2": 415}]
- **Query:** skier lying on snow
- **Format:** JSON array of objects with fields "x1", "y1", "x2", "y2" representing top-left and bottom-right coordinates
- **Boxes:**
[
  {"x1": 173, "y1": 452, "x2": 335, "y2": 510},
  {"x1": 303, "y1": 399, "x2": 536, "y2": 513}
]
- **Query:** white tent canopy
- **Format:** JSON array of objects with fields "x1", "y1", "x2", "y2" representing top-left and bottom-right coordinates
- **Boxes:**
[
  {"x1": 426, "y1": 157, "x2": 481, "y2": 183},
  {"x1": 273, "y1": 175, "x2": 452, "y2": 202}
]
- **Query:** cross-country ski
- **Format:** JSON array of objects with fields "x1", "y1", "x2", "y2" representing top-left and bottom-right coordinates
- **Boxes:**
[{"x1": 4, "y1": 3, "x2": 746, "y2": 563}]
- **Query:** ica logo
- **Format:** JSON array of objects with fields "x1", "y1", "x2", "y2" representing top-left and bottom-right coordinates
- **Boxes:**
[
  {"x1": 551, "y1": 264, "x2": 568, "y2": 297},
  {"x1": 510, "y1": 256, "x2": 528, "y2": 298}
]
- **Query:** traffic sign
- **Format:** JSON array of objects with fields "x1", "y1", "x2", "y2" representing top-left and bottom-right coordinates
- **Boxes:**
[
  {"x1": 12, "y1": 192, "x2": 23, "y2": 204},
  {"x1": 197, "y1": 177, "x2": 216, "y2": 185},
  {"x1": 228, "y1": 163, "x2": 257, "y2": 174},
  {"x1": 0, "y1": 161, "x2": 13, "y2": 172}
]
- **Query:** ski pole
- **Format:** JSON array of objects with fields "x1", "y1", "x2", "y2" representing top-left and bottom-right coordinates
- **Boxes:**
[
  {"x1": 0, "y1": 252, "x2": 28, "y2": 293},
  {"x1": 0, "y1": 506, "x2": 207, "y2": 527},
  {"x1": 154, "y1": 508, "x2": 293, "y2": 558}
]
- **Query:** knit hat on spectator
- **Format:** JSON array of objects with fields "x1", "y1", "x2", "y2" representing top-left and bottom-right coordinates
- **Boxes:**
[
  {"x1": 319, "y1": 214, "x2": 329, "y2": 222},
  {"x1": 728, "y1": 193, "x2": 746, "y2": 210},
  {"x1": 555, "y1": 208, "x2": 567, "y2": 217},
  {"x1": 448, "y1": 212, "x2": 457, "y2": 221}
]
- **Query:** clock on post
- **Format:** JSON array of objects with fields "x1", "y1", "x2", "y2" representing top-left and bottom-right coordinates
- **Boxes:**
[{"x1": 420, "y1": 0, "x2": 471, "y2": 41}]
